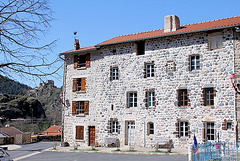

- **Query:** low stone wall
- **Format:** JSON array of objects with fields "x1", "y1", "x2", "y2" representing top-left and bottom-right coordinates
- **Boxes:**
[
  {"x1": 35, "y1": 135, "x2": 61, "y2": 142},
  {"x1": 0, "y1": 137, "x2": 14, "y2": 145}
]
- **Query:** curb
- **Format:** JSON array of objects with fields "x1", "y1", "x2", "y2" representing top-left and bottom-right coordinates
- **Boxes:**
[{"x1": 47, "y1": 148, "x2": 188, "y2": 156}]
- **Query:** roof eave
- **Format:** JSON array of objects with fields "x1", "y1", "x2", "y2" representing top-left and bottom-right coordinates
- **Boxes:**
[
  {"x1": 96, "y1": 24, "x2": 240, "y2": 47},
  {"x1": 59, "y1": 48, "x2": 97, "y2": 56}
]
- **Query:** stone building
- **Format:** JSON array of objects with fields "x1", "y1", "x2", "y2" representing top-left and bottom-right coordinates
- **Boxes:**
[{"x1": 60, "y1": 15, "x2": 240, "y2": 148}]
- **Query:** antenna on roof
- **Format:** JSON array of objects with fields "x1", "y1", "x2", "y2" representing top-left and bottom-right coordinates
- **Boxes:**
[{"x1": 73, "y1": 31, "x2": 77, "y2": 39}]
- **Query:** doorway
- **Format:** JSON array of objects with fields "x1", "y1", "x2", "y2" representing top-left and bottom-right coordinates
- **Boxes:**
[{"x1": 88, "y1": 126, "x2": 95, "y2": 146}]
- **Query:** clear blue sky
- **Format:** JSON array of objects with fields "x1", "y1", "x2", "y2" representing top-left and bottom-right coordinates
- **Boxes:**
[{"x1": 24, "y1": 0, "x2": 240, "y2": 87}]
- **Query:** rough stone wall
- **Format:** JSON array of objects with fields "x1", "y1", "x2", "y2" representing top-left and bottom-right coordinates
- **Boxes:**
[{"x1": 63, "y1": 29, "x2": 238, "y2": 148}]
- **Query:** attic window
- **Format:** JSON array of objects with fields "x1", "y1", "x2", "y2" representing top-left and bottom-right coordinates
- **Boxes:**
[
  {"x1": 136, "y1": 41, "x2": 145, "y2": 55},
  {"x1": 209, "y1": 32, "x2": 223, "y2": 50},
  {"x1": 74, "y1": 53, "x2": 90, "y2": 69}
]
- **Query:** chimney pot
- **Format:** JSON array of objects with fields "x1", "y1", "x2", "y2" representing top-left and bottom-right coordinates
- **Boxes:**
[
  {"x1": 74, "y1": 39, "x2": 80, "y2": 50},
  {"x1": 164, "y1": 15, "x2": 180, "y2": 33}
]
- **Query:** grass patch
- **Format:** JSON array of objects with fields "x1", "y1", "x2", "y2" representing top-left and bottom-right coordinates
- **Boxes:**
[
  {"x1": 123, "y1": 150, "x2": 138, "y2": 152},
  {"x1": 49, "y1": 148, "x2": 58, "y2": 151},
  {"x1": 112, "y1": 149, "x2": 121, "y2": 152},
  {"x1": 85, "y1": 149, "x2": 99, "y2": 151},
  {"x1": 70, "y1": 149, "x2": 82, "y2": 151},
  {"x1": 148, "y1": 150, "x2": 168, "y2": 153}
]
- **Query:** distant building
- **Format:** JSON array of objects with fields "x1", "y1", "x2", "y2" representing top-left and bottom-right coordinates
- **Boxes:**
[
  {"x1": 42, "y1": 125, "x2": 61, "y2": 135},
  {"x1": 60, "y1": 15, "x2": 240, "y2": 148}
]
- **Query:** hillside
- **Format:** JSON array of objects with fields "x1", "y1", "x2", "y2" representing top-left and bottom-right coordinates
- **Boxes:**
[
  {"x1": 0, "y1": 94, "x2": 46, "y2": 119},
  {"x1": 27, "y1": 80, "x2": 62, "y2": 125},
  {"x1": 0, "y1": 75, "x2": 32, "y2": 95}
]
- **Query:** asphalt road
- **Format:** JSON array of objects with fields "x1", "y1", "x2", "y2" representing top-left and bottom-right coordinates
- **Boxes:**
[{"x1": 7, "y1": 142, "x2": 188, "y2": 161}]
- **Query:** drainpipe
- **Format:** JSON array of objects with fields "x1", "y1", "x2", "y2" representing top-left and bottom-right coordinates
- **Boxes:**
[
  {"x1": 144, "y1": 120, "x2": 146, "y2": 148},
  {"x1": 60, "y1": 55, "x2": 67, "y2": 146},
  {"x1": 233, "y1": 28, "x2": 238, "y2": 143}
]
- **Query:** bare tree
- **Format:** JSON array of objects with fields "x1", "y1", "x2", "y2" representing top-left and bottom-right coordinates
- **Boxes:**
[{"x1": 0, "y1": 0, "x2": 61, "y2": 81}]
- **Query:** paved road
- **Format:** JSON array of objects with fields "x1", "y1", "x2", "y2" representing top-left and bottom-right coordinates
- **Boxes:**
[
  {"x1": 7, "y1": 141, "x2": 59, "y2": 160},
  {"x1": 15, "y1": 151, "x2": 188, "y2": 161},
  {"x1": 7, "y1": 142, "x2": 188, "y2": 161}
]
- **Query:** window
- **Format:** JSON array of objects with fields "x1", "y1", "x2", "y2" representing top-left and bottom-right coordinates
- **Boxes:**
[
  {"x1": 128, "y1": 92, "x2": 137, "y2": 108},
  {"x1": 76, "y1": 126, "x2": 84, "y2": 140},
  {"x1": 72, "y1": 78, "x2": 85, "y2": 92},
  {"x1": 147, "y1": 91, "x2": 155, "y2": 107},
  {"x1": 110, "y1": 67, "x2": 119, "y2": 81},
  {"x1": 204, "y1": 88, "x2": 214, "y2": 106},
  {"x1": 74, "y1": 53, "x2": 90, "y2": 69},
  {"x1": 227, "y1": 122, "x2": 232, "y2": 130},
  {"x1": 174, "y1": 120, "x2": 190, "y2": 138},
  {"x1": 203, "y1": 122, "x2": 215, "y2": 141},
  {"x1": 209, "y1": 32, "x2": 223, "y2": 50},
  {"x1": 179, "y1": 121, "x2": 188, "y2": 137},
  {"x1": 145, "y1": 64, "x2": 154, "y2": 78},
  {"x1": 108, "y1": 119, "x2": 120, "y2": 134},
  {"x1": 136, "y1": 41, "x2": 145, "y2": 55},
  {"x1": 178, "y1": 89, "x2": 188, "y2": 106},
  {"x1": 72, "y1": 101, "x2": 89, "y2": 115},
  {"x1": 166, "y1": 61, "x2": 176, "y2": 75},
  {"x1": 190, "y1": 55, "x2": 200, "y2": 71},
  {"x1": 147, "y1": 122, "x2": 154, "y2": 135}
]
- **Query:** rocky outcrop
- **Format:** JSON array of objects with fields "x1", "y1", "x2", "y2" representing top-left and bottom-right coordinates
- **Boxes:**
[{"x1": 0, "y1": 94, "x2": 46, "y2": 119}]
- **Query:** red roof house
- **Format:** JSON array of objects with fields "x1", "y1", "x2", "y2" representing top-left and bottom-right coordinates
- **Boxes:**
[
  {"x1": 0, "y1": 126, "x2": 23, "y2": 137},
  {"x1": 42, "y1": 125, "x2": 61, "y2": 135}
]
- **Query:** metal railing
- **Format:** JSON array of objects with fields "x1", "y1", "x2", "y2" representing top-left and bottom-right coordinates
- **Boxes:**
[{"x1": 192, "y1": 141, "x2": 240, "y2": 161}]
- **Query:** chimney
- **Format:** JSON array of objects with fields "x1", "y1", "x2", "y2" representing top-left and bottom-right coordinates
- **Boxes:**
[
  {"x1": 74, "y1": 39, "x2": 80, "y2": 50},
  {"x1": 164, "y1": 15, "x2": 180, "y2": 33}
]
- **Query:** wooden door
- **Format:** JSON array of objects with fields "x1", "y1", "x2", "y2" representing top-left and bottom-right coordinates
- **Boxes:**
[{"x1": 89, "y1": 126, "x2": 95, "y2": 146}]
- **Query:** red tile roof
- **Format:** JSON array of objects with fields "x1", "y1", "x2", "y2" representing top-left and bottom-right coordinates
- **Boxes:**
[
  {"x1": 61, "y1": 46, "x2": 96, "y2": 55},
  {"x1": 97, "y1": 16, "x2": 240, "y2": 46},
  {"x1": 61, "y1": 16, "x2": 240, "y2": 54},
  {"x1": 0, "y1": 126, "x2": 23, "y2": 137},
  {"x1": 42, "y1": 125, "x2": 61, "y2": 135}
]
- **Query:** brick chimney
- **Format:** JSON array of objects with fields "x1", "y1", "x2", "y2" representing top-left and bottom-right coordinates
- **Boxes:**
[
  {"x1": 74, "y1": 39, "x2": 80, "y2": 50},
  {"x1": 164, "y1": 15, "x2": 180, "y2": 32}
]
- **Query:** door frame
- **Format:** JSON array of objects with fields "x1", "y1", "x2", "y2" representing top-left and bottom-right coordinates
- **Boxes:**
[
  {"x1": 125, "y1": 121, "x2": 135, "y2": 145},
  {"x1": 88, "y1": 126, "x2": 95, "y2": 146}
]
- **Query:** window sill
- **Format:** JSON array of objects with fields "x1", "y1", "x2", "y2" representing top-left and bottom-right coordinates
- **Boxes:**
[
  {"x1": 76, "y1": 91, "x2": 86, "y2": 94},
  {"x1": 76, "y1": 139, "x2": 85, "y2": 142},
  {"x1": 146, "y1": 77, "x2": 154, "y2": 80},
  {"x1": 76, "y1": 113, "x2": 85, "y2": 117},
  {"x1": 179, "y1": 106, "x2": 188, "y2": 109},
  {"x1": 110, "y1": 80, "x2": 119, "y2": 82},
  {"x1": 77, "y1": 67, "x2": 87, "y2": 70}
]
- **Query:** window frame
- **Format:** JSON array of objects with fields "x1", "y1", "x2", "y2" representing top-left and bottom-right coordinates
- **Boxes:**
[
  {"x1": 127, "y1": 92, "x2": 137, "y2": 108},
  {"x1": 205, "y1": 122, "x2": 215, "y2": 141},
  {"x1": 147, "y1": 122, "x2": 154, "y2": 135},
  {"x1": 109, "y1": 120, "x2": 119, "y2": 134},
  {"x1": 145, "y1": 63, "x2": 154, "y2": 78},
  {"x1": 147, "y1": 91, "x2": 155, "y2": 107},
  {"x1": 72, "y1": 101, "x2": 89, "y2": 115},
  {"x1": 178, "y1": 89, "x2": 188, "y2": 107},
  {"x1": 190, "y1": 55, "x2": 200, "y2": 71},
  {"x1": 179, "y1": 121, "x2": 189, "y2": 138},
  {"x1": 74, "y1": 53, "x2": 90, "y2": 69},
  {"x1": 110, "y1": 66, "x2": 119, "y2": 81},
  {"x1": 204, "y1": 88, "x2": 214, "y2": 106},
  {"x1": 209, "y1": 32, "x2": 223, "y2": 50}
]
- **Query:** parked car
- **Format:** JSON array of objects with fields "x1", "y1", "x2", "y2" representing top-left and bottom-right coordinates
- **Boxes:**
[{"x1": 0, "y1": 148, "x2": 13, "y2": 161}]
